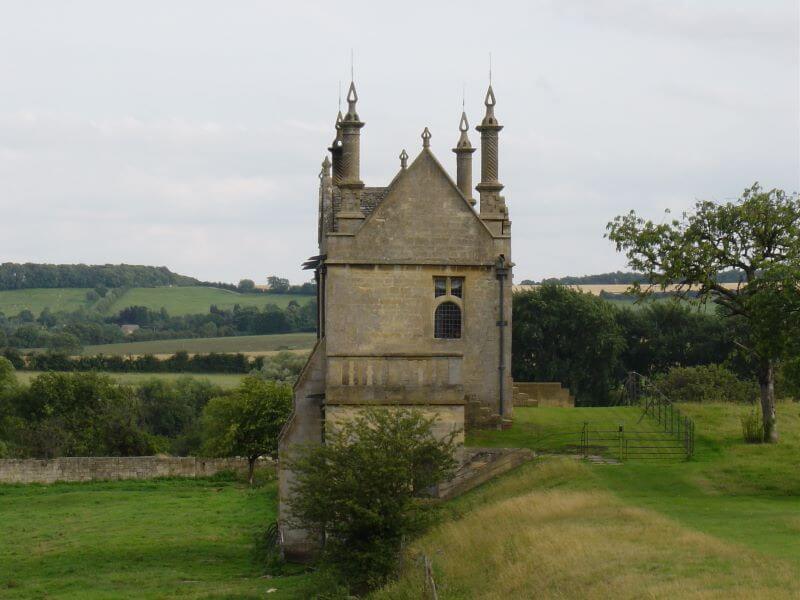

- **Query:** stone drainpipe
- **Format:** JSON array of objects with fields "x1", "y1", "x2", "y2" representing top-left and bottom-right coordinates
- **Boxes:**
[{"x1": 496, "y1": 255, "x2": 508, "y2": 417}]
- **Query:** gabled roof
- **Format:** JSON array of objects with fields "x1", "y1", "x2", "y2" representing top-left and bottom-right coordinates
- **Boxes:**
[{"x1": 325, "y1": 148, "x2": 497, "y2": 265}]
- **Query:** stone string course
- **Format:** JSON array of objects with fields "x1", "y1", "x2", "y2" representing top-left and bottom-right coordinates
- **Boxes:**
[{"x1": 0, "y1": 456, "x2": 268, "y2": 484}]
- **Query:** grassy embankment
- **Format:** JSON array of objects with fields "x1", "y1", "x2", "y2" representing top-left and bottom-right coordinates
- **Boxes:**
[
  {"x1": 3, "y1": 403, "x2": 797, "y2": 598},
  {"x1": 377, "y1": 403, "x2": 800, "y2": 599},
  {"x1": 0, "y1": 286, "x2": 313, "y2": 318},
  {"x1": 0, "y1": 474, "x2": 317, "y2": 599}
]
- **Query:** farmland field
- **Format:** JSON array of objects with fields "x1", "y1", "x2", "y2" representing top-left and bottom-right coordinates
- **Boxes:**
[
  {"x1": 15, "y1": 371, "x2": 246, "y2": 389},
  {"x1": 75, "y1": 332, "x2": 316, "y2": 356},
  {"x1": 0, "y1": 288, "x2": 92, "y2": 316},
  {"x1": 0, "y1": 286, "x2": 314, "y2": 317},
  {"x1": 101, "y1": 286, "x2": 313, "y2": 316}
]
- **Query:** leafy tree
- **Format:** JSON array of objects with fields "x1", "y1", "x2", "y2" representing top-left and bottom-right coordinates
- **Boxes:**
[
  {"x1": 0, "y1": 356, "x2": 14, "y2": 391},
  {"x1": 238, "y1": 279, "x2": 256, "y2": 292},
  {"x1": 19, "y1": 372, "x2": 154, "y2": 457},
  {"x1": 512, "y1": 284, "x2": 625, "y2": 404},
  {"x1": 607, "y1": 183, "x2": 800, "y2": 442},
  {"x1": 46, "y1": 332, "x2": 83, "y2": 355},
  {"x1": 287, "y1": 409, "x2": 458, "y2": 593},
  {"x1": 255, "y1": 351, "x2": 306, "y2": 384},
  {"x1": 615, "y1": 302, "x2": 733, "y2": 376},
  {"x1": 266, "y1": 275, "x2": 290, "y2": 293},
  {"x1": 201, "y1": 376, "x2": 292, "y2": 484}
]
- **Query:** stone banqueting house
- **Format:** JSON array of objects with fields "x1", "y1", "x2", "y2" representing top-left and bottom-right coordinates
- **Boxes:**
[{"x1": 278, "y1": 79, "x2": 514, "y2": 559}]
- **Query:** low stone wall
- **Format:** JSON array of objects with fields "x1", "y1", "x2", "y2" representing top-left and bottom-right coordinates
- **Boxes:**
[
  {"x1": 435, "y1": 447, "x2": 535, "y2": 500},
  {"x1": 0, "y1": 456, "x2": 266, "y2": 484}
]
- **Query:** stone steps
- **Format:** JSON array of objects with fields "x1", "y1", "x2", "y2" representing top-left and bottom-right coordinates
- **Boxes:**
[
  {"x1": 512, "y1": 381, "x2": 574, "y2": 407},
  {"x1": 464, "y1": 395, "x2": 512, "y2": 430}
]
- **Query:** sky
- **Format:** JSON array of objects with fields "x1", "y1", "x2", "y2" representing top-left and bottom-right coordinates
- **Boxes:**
[{"x1": 1, "y1": 0, "x2": 798, "y2": 284}]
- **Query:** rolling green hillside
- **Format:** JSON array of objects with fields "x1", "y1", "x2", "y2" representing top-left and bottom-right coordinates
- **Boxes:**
[
  {"x1": 101, "y1": 286, "x2": 313, "y2": 316},
  {"x1": 0, "y1": 286, "x2": 313, "y2": 318},
  {"x1": 0, "y1": 288, "x2": 93, "y2": 316}
]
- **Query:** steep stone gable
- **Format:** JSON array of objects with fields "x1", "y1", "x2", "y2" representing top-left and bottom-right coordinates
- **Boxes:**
[{"x1": 339, "y1": 150, "x2": 495, "y2": 264}]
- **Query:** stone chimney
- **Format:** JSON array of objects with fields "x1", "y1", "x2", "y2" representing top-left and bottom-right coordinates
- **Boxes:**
[
  {"x1": 476, "y1": 85, "x2": 509, "y2": 233},
  {"x1": 328, "y1": 111, "x2": 344, "y2": 186},
  {"x1": 452, "y1": 111, "x2": 476, "y2": 206}
]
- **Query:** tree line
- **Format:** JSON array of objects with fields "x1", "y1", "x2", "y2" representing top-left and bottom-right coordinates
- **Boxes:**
[
  {"x1": 513, "y1": 285, "x2": 800, "y2": 407},
  {"x1": 0, "y1": 357, "x2": 297, "y2": 462},
  {"x1": 518, "y1": 270, "x2": 746, "y2": 286},
  {"x1": 0, "y1": 263, "x2": 199, "y2": 290}
]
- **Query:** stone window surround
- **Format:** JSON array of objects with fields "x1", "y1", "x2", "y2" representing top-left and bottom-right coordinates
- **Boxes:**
[{"x1": 432, "y1": 277, "x2": 464, "y2": 339}]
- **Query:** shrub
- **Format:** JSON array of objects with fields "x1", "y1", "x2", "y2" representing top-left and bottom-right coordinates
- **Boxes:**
[
  {"x1": 287, "y1": 408, "x2": 458, "y2": 594},
  {"x1": 255, "y1": 351, "x2": 306, "y2": 384},
  {"x1": 741, "y1": 408, "x2": 763, "y2": 443},
  {"x1": 652, "y1": 364, "x2": 758, "y2": 403}
]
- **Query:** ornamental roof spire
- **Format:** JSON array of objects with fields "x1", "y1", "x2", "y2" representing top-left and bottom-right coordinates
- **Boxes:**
[{"x1": 343, "y1": 81, "x2": 360, "y2": 123}]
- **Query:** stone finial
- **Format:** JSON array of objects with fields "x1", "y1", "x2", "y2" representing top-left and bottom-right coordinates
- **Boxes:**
[
  {"x1": 480, "y1": 85, "x2": 499, "y2": 126},
  {"x1": 421, "y1": 127, "x2": 432, "y2": 148},
  {"x1": 321, "y1": 156, "x2": 331, "y2": 179},
  {"x1": 399, "y1": 149, "x2": 408, "y2": 169},
  {"x1": 344, "y1": 81, "x2": 359, "y2": 122},
  {"x1": 455, "y1": 111, "x2": 472, "y2": 149}
]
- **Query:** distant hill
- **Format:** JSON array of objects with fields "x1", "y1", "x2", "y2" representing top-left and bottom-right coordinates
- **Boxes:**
[
  {"x1": 0, "y1": 263, "x2": 199, "y2": 291},
  {"x1": 519, "y1": 270, "x2": 745, "y2": 285}
]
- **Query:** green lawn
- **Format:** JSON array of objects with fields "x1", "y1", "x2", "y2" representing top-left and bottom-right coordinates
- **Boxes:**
[
  {"x1": 77, "y1": 333, "x2": 316, "y2": 356},
  {"x1": 15, "y1": 371, "x2": 246, "y2": 389},
  {"x1": 0, "y1": 476, "x2": 316, "y2": 599},
  {"x1": 102, "y1": 287, "x2": 313, "y2": 316},
  {"x1": 0, "y1": 288, "x2": 92, "y2": 317}
]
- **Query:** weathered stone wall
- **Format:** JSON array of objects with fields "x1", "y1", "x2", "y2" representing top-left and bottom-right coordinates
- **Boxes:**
[
  {"x1": 324, "y1": 263, "x2": 511, "y2": 415},
  {"x1": 278, "y1": 339, "x2": 326, "y2": 561},
  {"x1": 325, "y1": 405, "x2": 465, "y2": 445},
  {"x1": 0, "y1": 456, "x2": 259, "y2": 485}
]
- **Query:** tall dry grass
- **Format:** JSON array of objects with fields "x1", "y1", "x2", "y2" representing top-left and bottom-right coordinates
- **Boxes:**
[{"x1": 375, "y1": 459, "x2": 799, "y2": 599}]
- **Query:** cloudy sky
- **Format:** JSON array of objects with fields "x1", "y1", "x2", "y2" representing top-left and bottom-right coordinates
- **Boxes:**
[{"x1": 1, "y1": 1, "x2": 797, "y2": 284}]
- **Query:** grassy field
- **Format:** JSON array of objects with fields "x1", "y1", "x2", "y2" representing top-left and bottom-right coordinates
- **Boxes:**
[
  {"x1": 378, "y1": 403, "x2": 800, "y2": 598},
  {"x1": 0, "y1": 286, "x2": 313, "y2": 317},
  {"x1": 75, "y1": 332, "x2": 316, "y2": 356},
  {"x1": 3, "y1": 403, "x2": 798, "y2": 598},
  {"x1": 15, "y1": 371, "x2": 246, "y2": 389},
  {"x1": 101, "y1": 287, "x2": 313, "y2": 316},
  {"x1": 0, "y1": 288, "x2": 92, "y2": 316},
  {"x1": 0, "y1": 476, "x2": 317, "y2": 599}
]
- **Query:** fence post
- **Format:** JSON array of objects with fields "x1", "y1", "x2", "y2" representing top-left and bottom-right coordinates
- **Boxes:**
[{"x1": 618, "y1": 424, "x2": 624, "y2": 462}]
